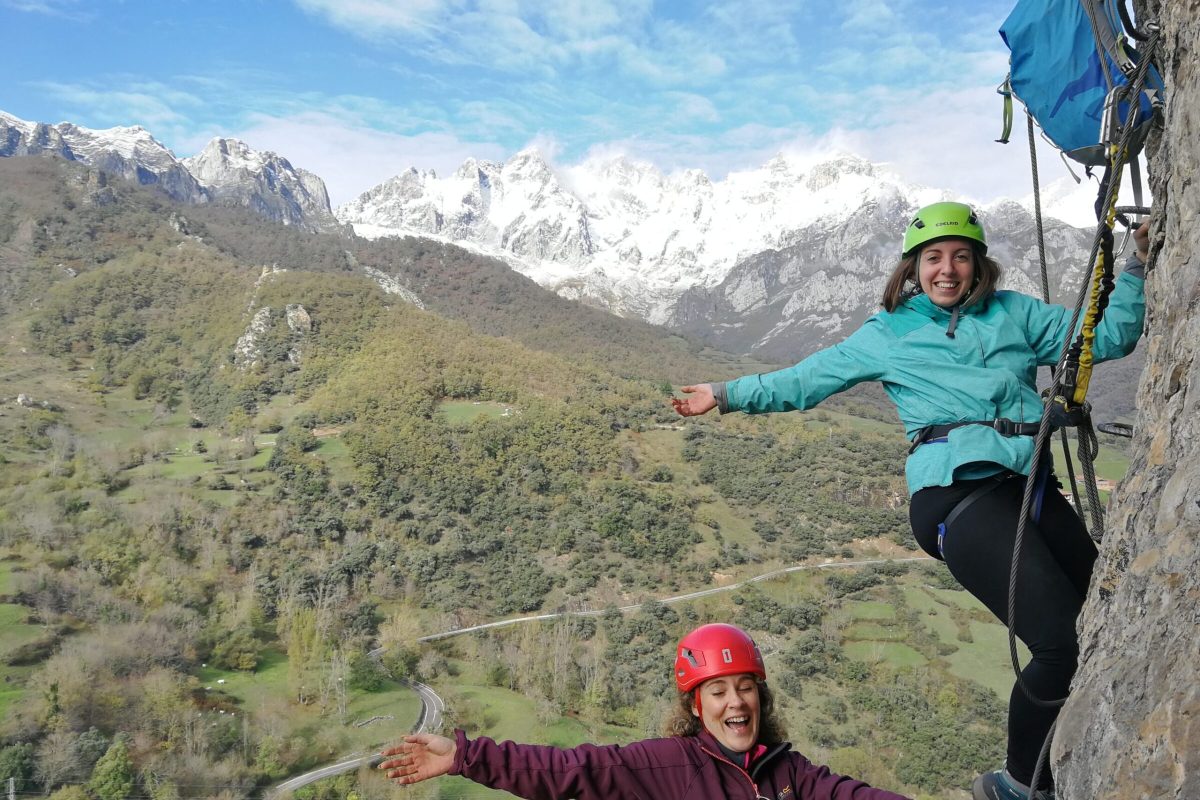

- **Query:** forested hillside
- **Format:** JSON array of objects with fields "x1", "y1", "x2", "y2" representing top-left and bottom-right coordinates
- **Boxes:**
[{"x1": 0, "y1": 154, "x2": 1132, "y2": 800}]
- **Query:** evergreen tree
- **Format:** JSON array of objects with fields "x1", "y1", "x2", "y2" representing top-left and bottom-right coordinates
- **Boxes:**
[
  {"x1": 0, "y1": 744, "x2": 35, "y2": 791},
  {"x1": 87, "y1": 737, "x2": 134, "y2": 800}
]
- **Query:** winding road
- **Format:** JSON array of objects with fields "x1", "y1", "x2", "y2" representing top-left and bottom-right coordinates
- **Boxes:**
[
  {"x1": 418, "y1": 555, "x2": 935, "y2": 642},
  {"x1": 267, "y1": 678, "x2": 443, "y2": 797}
]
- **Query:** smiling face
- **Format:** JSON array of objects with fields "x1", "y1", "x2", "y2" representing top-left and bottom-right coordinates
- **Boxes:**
[
  {"x1": 693, "y1": 673, "x2": 761, "y2": 753},
  {"x1": 917, "y1": 238, "x2": 976, "y2": 307}
]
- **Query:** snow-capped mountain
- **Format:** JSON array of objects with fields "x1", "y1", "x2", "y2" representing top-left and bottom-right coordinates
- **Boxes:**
[
  {"x1": 339, "y1": 150, "x2": 949, "y2": 322},
  {"x1": 1, "y1": 109, "x2": 206, "y2": 203},
  {"x1": 183, "y1": 138, "x2": 337, "y2": 229},
  {"x1": 339, "y1": 151, "x2": 594, "y2": 268},
  {"x1": 338, "y1": 149, "x2": 1097, "y2": 358},
  {"x1": 2, "y1": 107, "x2": 1103, "y2": 363},
  {"x1": 0, "y1": 110, "x2": 337, "y2": 232}
]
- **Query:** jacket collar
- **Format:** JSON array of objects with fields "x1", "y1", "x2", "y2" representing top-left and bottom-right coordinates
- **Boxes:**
[
  {"x1": 696, "y1": 729, "x2": 791, "y2": 778},
  {"x1": 903, "y1": 291, "x2": 990, "y2": 318}
]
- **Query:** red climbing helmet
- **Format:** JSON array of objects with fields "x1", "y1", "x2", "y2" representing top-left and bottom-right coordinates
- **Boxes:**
[{"x1": 674, "y1": 623, "x2": 766, "y2": 692}]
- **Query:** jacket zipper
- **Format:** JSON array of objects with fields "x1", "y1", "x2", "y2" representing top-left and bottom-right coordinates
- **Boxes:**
[
  {"x1": 700, "y1": 745, "x2": 784, "y2": 799},
  {"x1": 970, "y1": 316, "x2": 987, "y2": 365}
]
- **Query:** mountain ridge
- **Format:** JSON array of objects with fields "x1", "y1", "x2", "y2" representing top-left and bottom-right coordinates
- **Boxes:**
[
  {"x1": 0, "y1": 108, "x2": 1136, "y2": 393},
  {"x1": 0, "y1": 110, "x2": 336, "y2": 232}
]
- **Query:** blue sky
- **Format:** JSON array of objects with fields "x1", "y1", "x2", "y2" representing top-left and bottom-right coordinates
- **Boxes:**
[{"x1": 1, "y1": 0, "x2": 1070, "y2": 207}]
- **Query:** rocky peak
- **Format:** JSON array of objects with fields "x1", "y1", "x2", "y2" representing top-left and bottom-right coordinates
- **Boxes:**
[
  {"x1": 803, "y1": 153, "x2": 876, "y2": 190},
  {"x1": 0, "y1": 114, "x2": 71, "y2": 159},
  {"x1": 2, "y1": 109, "x2": 346, "y2": 231},
  {"x1": 453, "y1": 158, "x2": 500, "y2": 184},
  {"x1": 183, "y1": 137, "x2": 336, "y2": 231},
  {"x1": 674, "y1": 168, "x2": 711, "y2": 188},
  {"x1": 503, "y1": 148, "x2": 554, "y2": 182},
  {"x1": 0, "y1": 111, "x2": 205, "y2": 203}
]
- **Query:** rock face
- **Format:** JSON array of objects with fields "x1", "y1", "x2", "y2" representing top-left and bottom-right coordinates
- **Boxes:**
[
  {"x1": 666, "y1": 197, "x2": 1090, "y2": 363},
  {"x1": 183, "y1": 138, "x2": 338, "y2": 230},
  {"x1": 0, "y1": 111, "x2": 206, "y2": 204},
  {"x1": 1053, "y1": 3, "x2": 1200, "y2": 798}
]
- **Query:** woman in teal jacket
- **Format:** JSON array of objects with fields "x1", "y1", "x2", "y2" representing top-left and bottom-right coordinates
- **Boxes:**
[{"x1": 673, "y1": 202, "x2": 1149, "y2": 800}]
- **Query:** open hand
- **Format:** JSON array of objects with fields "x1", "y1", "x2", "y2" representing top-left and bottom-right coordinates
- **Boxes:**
[
  {"x1": 671, "y1": 384, "x2": 717, "y2": 417},
  {"x1": 379, "y1": 733, "x2": 456, "y2": 785}
]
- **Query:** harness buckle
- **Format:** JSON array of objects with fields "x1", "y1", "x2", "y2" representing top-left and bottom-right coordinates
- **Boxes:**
[
  {"x1": 991, "y1": 418, "x2": 1017, "y2": 436},
  {"x1": 908, "y1": 426, "x2": 933, "y2": 454}
]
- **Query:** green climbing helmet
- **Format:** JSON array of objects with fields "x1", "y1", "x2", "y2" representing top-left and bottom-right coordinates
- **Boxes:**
[{"x1": 901, "y1": 201, "x2": 987, "y2": 257}]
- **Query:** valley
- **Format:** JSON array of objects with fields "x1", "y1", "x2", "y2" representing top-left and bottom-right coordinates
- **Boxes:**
[{"x1": 0, "y1": 145, "x2": 1136, "y2": 800}]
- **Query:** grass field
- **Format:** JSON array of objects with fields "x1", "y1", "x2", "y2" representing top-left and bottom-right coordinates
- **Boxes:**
[
  {"x1": 0, "y1": 558, "x2": 16, "y2": 595},
  {"x1": 439, "y1": 401, "x2": 515, "y2": 425},
  {"x1": 904, "y1": 585, "x2": 1031, "y2": 699},
  {"x1": 844, "y1": 600, "x2": 896, "y2": 620},
  {"x1": 0, "y1": 560, "x2": 42, "y2": 719},
  {"x1": 345, "y1": 646, "x2": 647, "y2": 800},
  {"x1": 314, "y1": 434, "x2": 355, "y2": 482},
  {"x1": 196, "y1": 647, "x2": 424, "y2": 756},
  {"x1": 844, "y1": 640, "x2": 927, "y2": 667},
  {"x1": 759, "y1": 569, "x2": 1030, "y2": 701}
]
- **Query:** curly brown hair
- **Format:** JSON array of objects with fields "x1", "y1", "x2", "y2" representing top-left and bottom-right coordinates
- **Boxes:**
[
  {"x1": 880, "y1": 240, "x2": 1003, "y2": 312},
  {"x1": 662, "y1": 681, "x2": 787, "y2": 745}
]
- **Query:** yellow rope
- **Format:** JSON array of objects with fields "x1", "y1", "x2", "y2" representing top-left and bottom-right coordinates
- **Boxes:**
[{"x1": 1071, "y1": 141, "x2": 1128, "y2": 406}]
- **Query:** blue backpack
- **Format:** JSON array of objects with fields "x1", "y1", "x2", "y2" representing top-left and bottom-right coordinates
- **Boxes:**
[{"x1": 999, "y1": 0, "x2": 1163, "y2": 166}]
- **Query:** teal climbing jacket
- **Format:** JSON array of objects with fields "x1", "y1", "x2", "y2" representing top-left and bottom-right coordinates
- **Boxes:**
[{"x1": 723, "y1": 271, "x2": 1145, "y2": 495}]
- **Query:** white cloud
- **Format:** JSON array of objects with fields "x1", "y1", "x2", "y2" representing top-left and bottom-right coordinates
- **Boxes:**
[
  {"x1": 457, "y1": 100, "x2": 527, "y2": 134},
  {"x1": 1, "y1": 0, "x2": 90, "y2": 19},
  {"x1": 290, "y1": 0, "x2": 719, "y2": 88},
  {"x1": 540, "y1": 0, "x2": 652, "y2": 39},
  {"x1": 34, "y1": 80, "x2": 203, "y2": 135},
  {"x1": 521, "y1": 131, "x2": 565, "y2": 163},
  {"x1": 544, "y1": 71, "x2": 1085, "y2": 212},
  {"x1": 293, "y1": 0, "x2": 450, "y2": 37},
  {"x1": 810, "y1": 83, "x2": 1082, "y2": 206},
  {"x1": 668, "y1": 92, "x2": 721, "y2": 123},
  {"x1": 840, "y1": 0, "x2": 898, "y2": 33},
  {"x1": 700, "y1": 0, "x2": 799, "y2": 55}
]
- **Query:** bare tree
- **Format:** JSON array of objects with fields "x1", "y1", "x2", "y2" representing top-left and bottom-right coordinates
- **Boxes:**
[
  {"x1": 35, "y1": 730, "x2": 80, "y2": 793},
  {"x1": 46, "y1": 425, "x2": 76, "y2": 477}
]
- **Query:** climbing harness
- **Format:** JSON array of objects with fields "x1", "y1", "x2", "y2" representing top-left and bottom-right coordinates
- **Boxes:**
[
  {"x1": 908, "y1": 418, "x2": 1042, "y2": 455},
  {"x1": 936, "y1": 473, "x2": 1012, "y2": 559},
  {"x1": 934, "y1": 459, "x2": 1054, "y2": 561}
]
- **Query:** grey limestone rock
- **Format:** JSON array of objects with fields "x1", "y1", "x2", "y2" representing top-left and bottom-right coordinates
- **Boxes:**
[{"x1": 1053, "y1": 2, "x2": 1200, "y2": 798}]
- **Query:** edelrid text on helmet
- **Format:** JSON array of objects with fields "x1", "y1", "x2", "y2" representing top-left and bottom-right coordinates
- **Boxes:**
[
  {"x1": 902, "y1": 201, "x2": 987, "y2": 257},
  {"x1": 674, "y1": 623, "x2": 766, "y2": 692}
]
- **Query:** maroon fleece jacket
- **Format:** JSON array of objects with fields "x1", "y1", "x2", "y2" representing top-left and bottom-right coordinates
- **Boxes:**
[{"x1": 449, "y1": 728, "x2": 911, "y2": 799}]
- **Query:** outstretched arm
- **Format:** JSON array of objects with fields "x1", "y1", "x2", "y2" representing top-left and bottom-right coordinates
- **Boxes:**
[
  {"x1": 385, "y1": 731, "x2": 691, "y2": 799},
  {"x1": 379, "y1": 734, "x2": 456, "y2": 785}
]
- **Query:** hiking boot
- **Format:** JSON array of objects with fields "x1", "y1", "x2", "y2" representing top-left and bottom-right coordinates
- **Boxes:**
[{"x1": 972, "y1": 768, "x2": 1055, "y2": 800}]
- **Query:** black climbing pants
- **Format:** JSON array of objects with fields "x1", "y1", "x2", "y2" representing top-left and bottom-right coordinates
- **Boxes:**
[{"x1": 910, "y1": 472, "x2": 1098, "y2": 790}]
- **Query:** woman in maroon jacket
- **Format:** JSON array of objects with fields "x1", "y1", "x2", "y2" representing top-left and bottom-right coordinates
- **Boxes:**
[{"x1": 379, "y1": 623, "x2": 909, "y2": 799}]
